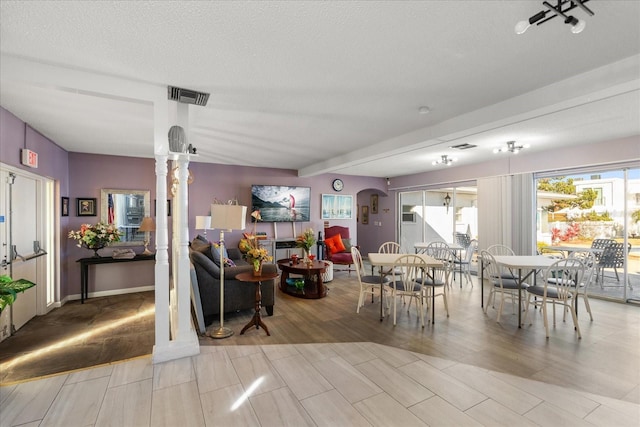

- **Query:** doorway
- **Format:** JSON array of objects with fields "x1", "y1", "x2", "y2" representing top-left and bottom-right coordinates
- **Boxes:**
[{"x1": 0, "y1": 164, "x2": 55, "y2": 342}]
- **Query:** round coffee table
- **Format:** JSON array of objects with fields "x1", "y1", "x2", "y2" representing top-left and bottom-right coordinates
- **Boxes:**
[
  {"x1": 236, "y1": 271, "x2": 279, "y2": 336},
  {"x1": 277, "y1": 259, "x2": 328, "y2": 299}
]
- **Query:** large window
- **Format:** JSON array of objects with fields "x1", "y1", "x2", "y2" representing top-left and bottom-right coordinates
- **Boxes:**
[
  {"x1": 399, "y1": 185, "x2": 477, "y2": 253},
  {"x1": 536, "y1": 166, "x2": 639, "y2": 302}
]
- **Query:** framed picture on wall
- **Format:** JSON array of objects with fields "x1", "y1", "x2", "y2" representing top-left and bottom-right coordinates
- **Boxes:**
[
  {"x1": 77, "y1": 198, "x2": 97, "y2": 216},
  {"x1": 371, "y1": 194, "x2": 379, "y2": 214},
  {"x1": 362, "y1": 205, "x2": 369, "y2": 224},
  {"x1": 321, "y1": 194, "x2": 353, "y2": 219},
  {"x1": 61, "y1": 197, "x2": 69, "y2": 217}
]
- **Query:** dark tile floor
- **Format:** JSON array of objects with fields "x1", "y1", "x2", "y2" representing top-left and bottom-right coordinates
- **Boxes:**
[{"x1": 0, "y1": 291, "x2": 155, "y2": 384}]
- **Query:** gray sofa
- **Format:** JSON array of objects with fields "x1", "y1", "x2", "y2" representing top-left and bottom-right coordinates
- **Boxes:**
[{"x1": 189, "y1": 236, "x2": 276, "y2": 326}]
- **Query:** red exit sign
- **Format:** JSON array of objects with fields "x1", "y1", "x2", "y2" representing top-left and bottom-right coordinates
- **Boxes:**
[{"x1": 21, "y1": 149, "x2": 38, "y2": 168}]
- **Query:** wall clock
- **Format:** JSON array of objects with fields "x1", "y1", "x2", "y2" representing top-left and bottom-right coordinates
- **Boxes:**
[{"x1": 332, "y1": 178, "x2": 344, "y2": 192}]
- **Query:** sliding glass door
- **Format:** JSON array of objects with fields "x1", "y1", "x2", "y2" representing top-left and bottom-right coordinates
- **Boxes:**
[
  {"x1": 399, "y1": 185, "x2": 477, "y2": 253},
  {"x1": 536, "y1": 166, "x2": 639, "y2": 302}
]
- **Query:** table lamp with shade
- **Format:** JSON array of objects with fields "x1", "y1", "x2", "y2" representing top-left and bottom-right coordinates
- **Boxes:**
[
  {"x1": 195, "y1": 215, "x2": 211, "y2": 239},
  {"x1": 209, "y1": 203, "x2": 247, "y2": 339},
  {"x1": 138, "y1": 217, "x2": 156, "y2": 256}
]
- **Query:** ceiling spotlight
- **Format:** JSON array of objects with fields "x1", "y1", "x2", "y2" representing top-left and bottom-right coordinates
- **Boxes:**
[
  {"x1": 418, "y1": 106, "x2": 431, "y2": 115},
  {"x1": 493, "y1": 141, "x2": 530, "y2": 154},
  {"x1": 515, "y1": 0, "x2": 594, "y2": 34},
  {"x1": 432, "y1": 155, "x2": 457, "y2": 166}
]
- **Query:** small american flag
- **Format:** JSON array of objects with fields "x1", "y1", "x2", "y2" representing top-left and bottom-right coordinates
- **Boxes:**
[{"x1": 107, "y1": 194, "x2": 115, "y2": 224}]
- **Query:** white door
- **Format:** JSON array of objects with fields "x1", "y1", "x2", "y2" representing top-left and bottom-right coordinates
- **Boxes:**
[{"x1": 0, "y1": 166, "x2": 52, "y2": 342}]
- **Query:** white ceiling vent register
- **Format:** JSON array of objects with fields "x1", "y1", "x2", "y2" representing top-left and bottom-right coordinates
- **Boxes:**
[{"x1": 167, "y1": 86, "x2": 210, "y2": 106}]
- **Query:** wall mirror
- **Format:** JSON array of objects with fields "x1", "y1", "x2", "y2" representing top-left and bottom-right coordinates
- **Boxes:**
[{"x1": 100, "y1": 189, "x2": 151, "y2": 245}]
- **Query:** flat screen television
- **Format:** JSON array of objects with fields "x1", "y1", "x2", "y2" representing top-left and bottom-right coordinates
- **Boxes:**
[{"x1": 251, "y1": 185, "x2": 311, "y2": 222}]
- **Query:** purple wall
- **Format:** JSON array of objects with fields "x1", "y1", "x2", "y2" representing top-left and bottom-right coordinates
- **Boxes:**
[
  {"x1": 1, "y1": 107, "x2": 71, "y2": 297},
  {"x1": 2, "y1": 104, "x2": 638, "y2": 302},
  {"x1": 2, "y1": 106, "x2": 386, "y2": 300}
]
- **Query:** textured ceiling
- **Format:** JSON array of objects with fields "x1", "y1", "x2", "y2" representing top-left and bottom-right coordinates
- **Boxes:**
[{"x1": 1, "y1": 1, "x2": 639, "y2": 177}]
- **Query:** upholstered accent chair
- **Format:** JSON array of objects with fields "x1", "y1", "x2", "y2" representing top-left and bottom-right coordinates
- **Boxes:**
[{"x1": 323, "y1": 225, "x2": 356, "y2": 272}]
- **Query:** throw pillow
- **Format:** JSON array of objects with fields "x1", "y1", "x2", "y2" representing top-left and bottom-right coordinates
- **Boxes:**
[
  {"x1": 211, "y1": 242, "x2": 230, "y2": 267},
  {"x1": 325, "y1": 234, "x2": 346, "y2": 255},
  {"x1": 191, "y1": 238, "x2": 214, "y2": 262},
  {"x1": 342, "y1": 238, "x2": 352, "y2": 252}
]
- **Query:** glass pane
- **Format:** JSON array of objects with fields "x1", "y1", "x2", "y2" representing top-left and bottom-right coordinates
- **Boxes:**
[{"x1": 536, "y1": 169, "x2": 639, "y2": 302}]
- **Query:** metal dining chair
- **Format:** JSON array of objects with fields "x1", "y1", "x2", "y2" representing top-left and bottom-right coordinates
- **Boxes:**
[
  {"x1": 387, "y1": 254, "x2": 427, "y2": 326},
  {"x1": 453, "y1": 239, "x2": 477, "y2": 286},
  {"x1": 524, "y1": 257, "x2": 586, "y2": 339},
  {"x1": 351, "y1": 246, "x2": 389, "y2": 314},
  {"x1": 481, "y1": 250, "x2": 528, "y2": 323},
  {"x1": 596, "y1": 242, "x2": 632, "y2": 290}
]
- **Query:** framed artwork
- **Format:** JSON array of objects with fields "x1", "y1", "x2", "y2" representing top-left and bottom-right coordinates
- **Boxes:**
[
  {"x1": 61, "y1": 197, "x2": 69, "y2": 217},
  {"x1": 321, "y1": 194, "x2": 353, "y2": 219},
  {"x1": 362, "y1": 205, "x2": 369, "y2": 225},
  {"x1": 371, "y1": 194, "x2": 379, "y2": 214},
  {"x1": 154, "y1": 199, "x2": 172, "y2": 216},
  {"x1": 77, "y1": 198, "x2": 97, "y2": 216}
]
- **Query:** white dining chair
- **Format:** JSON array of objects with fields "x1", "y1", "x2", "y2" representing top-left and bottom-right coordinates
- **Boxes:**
[
  {"x1": 351, "y1": 246, "x2": 389, "y2": 313},
  {"x1": 523, "y1": 257, "x2": 586, "y2": 339},
  {"x1": 387, "y1": 254, "x2": 427, "y2": 327}
]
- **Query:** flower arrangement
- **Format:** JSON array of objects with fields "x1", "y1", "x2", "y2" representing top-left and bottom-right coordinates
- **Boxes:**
[
  {"x1": 239, "y1": 210, "x2": 273, "y2": 272},
  {"x1": 296, "y1": 228, "x2": 316, "y2": 254},
  {"x1": 69, "y1": 222, "x2": 122, "y2": 251}
]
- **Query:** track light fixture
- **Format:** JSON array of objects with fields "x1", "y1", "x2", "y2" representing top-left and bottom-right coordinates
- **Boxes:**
[
  {"x1": 515, "y1": 0, "x2": 594, "y2": 34},
  {"x1": 493, "y1": 141, "x2": 530, "y2": 154},
  {"x1": 432, "y1": 155, "x2": 457, "y2": 166}
]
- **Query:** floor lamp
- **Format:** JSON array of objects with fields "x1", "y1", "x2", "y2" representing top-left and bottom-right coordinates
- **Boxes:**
[
  {"x1": 209, "y1": 203, "x2": 247, "y2": 339},
  {"x1": 195, "y1": 215, "x2": 211, "y2": 240}
]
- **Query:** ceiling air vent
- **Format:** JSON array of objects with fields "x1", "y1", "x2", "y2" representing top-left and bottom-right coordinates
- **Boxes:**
[
  {"x1": 167, "y1": 86, "x2": 210, "y2": 106},
  {"x1": 449, "y1": 143, "x2": 477, "y2": 150}
]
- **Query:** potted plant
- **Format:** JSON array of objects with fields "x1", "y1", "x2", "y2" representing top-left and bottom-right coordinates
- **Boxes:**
[{"x1": 0, "y1": 275, "x2": 36, "y2": 312}]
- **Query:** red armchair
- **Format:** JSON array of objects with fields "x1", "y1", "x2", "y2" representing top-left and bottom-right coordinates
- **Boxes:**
[{"x1": 323, "y1": 226, "x2": 356, "y2": 273}]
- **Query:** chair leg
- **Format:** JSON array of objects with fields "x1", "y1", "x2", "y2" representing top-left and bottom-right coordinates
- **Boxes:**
[
  {"x1": 542, "y1": 301, "x2": 550, "y2": 338},
  {"x1": 356, "y1": 289, "x2": 364, "y2": 313},
  {"x1": 393, "y1": 291, "x2": 398, "y2": 326},
  {"x1": 523, "y1": 293, "x2": 532, "y2": 325},
  {"x1": 484, "y1": 289, "x2": 492, "y2": 313},
  {"x1": 497, "y1": 291, "x2": 505, "y2": 323},
  {"x1": 569, "y1": 305, "x2": 581, "y2": 339},
  {"x1": 442, "y1": 291, "x2": 449, "y2": 317},
  {"x1": 583, "y1": 294, "x2": 593, "y2": 321}
]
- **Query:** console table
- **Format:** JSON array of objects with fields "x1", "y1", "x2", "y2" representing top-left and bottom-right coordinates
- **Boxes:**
[{"x1": 77, "y1": 254, "x2": 155, "y2": 303}]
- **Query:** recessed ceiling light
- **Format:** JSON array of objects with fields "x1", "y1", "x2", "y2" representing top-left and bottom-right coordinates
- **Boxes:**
[{"x1": 418, "y1": 106, "x2": 430, "y2": 115}]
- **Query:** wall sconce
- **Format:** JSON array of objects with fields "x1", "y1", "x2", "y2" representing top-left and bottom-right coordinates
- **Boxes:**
[
  {"x1": 443, "y1": 193, "x2": 451, "y2": 213},
  {"x1": 515, "y1": 0, "x2": 594, "y2": 34},
  {"x1": 432, "y1": 155, "x2": 457, "y2": 166},
  {"x1": 493, "y1": 141, "x2": 530, "y2": 154}
]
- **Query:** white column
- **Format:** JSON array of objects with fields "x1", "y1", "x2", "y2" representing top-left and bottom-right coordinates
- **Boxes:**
[
  {"x1": 153, "y1": 154, "x2": 170, "y2": 352},
  {"x1": 175, "y1": 154, "x2": 195, "y2": 342},
  {"x1": 152, "y1": 101, "x2": 199, "y2": 363}
]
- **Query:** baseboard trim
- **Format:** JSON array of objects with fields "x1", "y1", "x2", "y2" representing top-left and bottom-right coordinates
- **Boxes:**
[{"x1": 67, "y1": 285, "x2": 155, "y2": 302}]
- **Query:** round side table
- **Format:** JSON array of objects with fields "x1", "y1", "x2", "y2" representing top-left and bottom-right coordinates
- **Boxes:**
[{"x1": 236, "y1": 271, "x2": 279, "y2": 336}]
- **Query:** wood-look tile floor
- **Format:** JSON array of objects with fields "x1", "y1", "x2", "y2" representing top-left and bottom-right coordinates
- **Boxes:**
[
  {"x1": 2, "y1": 342, "x2": 639, "y2": 426},
  {"x1": 1, "y1": 270, "x2": 640, "y2": 426}
]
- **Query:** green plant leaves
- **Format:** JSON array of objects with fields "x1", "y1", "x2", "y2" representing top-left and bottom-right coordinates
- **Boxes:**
[{"x1": 0, "y1": 275, "x2": 37, "y2": 312}]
